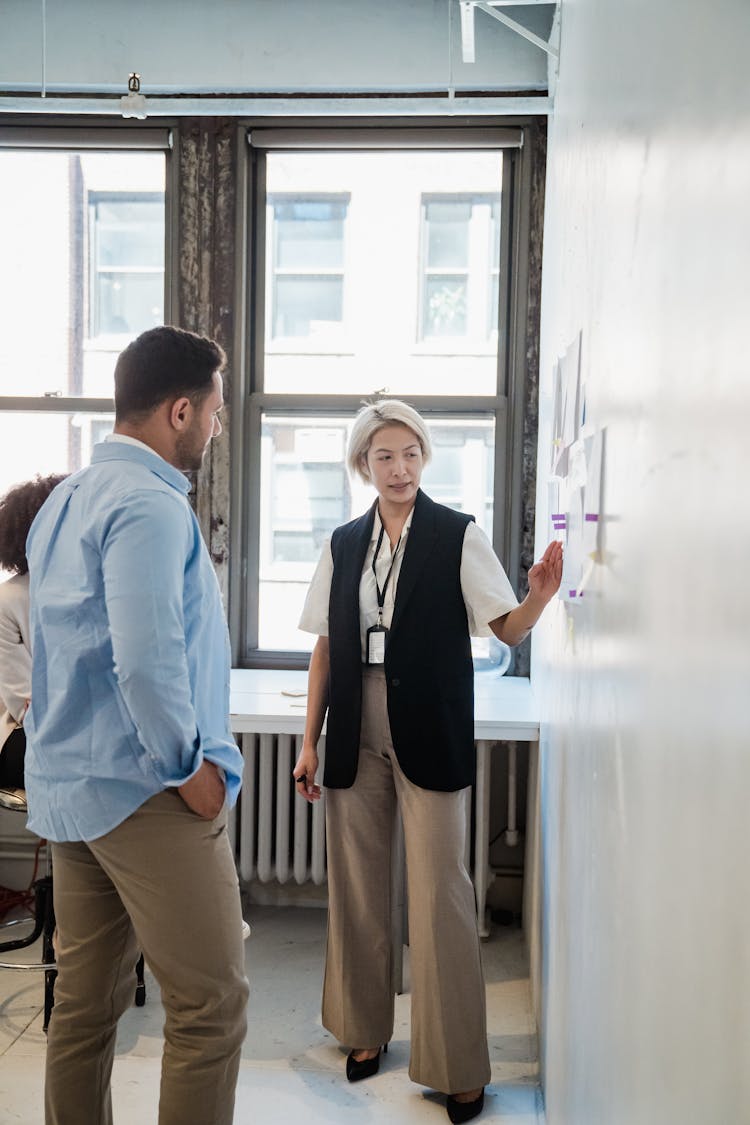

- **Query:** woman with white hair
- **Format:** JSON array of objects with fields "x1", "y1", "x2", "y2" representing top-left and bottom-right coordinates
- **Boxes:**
[{"x1": 294, "y1": 399, "x2": 562, "y2": 1123}]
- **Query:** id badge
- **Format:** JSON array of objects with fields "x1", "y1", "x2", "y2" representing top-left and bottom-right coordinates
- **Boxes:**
[{"x1": 366, "y1": 624, "x2": 388, "y2": 664}]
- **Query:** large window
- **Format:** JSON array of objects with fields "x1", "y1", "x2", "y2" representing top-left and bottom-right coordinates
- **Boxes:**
[
  {"x1": 0, "y1": 124, "x2": 535, "y2": 670},
  {"x1": 240, "y1": 131, "x2": 525, "y2": 664},
  {"x1": 0, "y1": 137, "x2": 168, "y2": 504}
]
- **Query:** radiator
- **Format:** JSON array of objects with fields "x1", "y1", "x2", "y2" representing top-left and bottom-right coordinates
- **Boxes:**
[
  {"x1": 234, "y1": 732, "x2": 327, "y2": 886},
  {"x1": 231, "y1": 732, "x2": 518, "y2": 940}
]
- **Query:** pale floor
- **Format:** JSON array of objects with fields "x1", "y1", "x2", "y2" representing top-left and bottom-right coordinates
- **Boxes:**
[{"x1": 0, "y1": 905, "x2": 544, "y2": 1124}]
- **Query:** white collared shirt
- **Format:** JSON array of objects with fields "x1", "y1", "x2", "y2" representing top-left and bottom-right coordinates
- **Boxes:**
[
  {"x1": 105, "y1": 432, "x2": 157, "y2": 455},
  {"x1": 299, "y1": 508, "x2": 519, "y2": 661}
]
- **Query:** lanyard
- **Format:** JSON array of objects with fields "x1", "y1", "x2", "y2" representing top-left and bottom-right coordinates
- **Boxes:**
[{"x1": 371, "y1": 524, "x2": 402, "y2": 622}]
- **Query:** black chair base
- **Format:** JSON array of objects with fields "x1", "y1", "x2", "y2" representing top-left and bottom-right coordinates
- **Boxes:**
[
  {"x1": 135, "y1": 954, "x2": 146, "y2": 1007},
  {"x1": 1, "y1": 875, "x2": 146, "y2": 1030}
]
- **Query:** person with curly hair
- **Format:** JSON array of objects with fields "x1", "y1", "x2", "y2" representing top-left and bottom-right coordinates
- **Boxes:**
[{"x1": 0, "y1": 473, "x2": 66, "y2": 795}]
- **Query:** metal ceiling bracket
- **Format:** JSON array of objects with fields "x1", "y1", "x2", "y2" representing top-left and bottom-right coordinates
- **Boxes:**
[{"x1": 460, "y1": 1, "x2": 559, "y2": 64}]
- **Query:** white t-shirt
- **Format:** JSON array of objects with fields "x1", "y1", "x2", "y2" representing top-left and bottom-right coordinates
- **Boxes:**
[{"x1": 298, "y1": 508, "x2": 519, "y2": 662}]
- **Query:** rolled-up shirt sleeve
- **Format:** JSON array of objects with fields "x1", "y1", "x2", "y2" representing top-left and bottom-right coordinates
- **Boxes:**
[
  {"x1": 460, "y1": 522, "x2": 519, "y2": 636},
  {"x1": 298, "y1": 538, "x2": 333, "y2": 636},
  {"x1": 101, "y1": 491, "x2": 204, "y2": 787}
]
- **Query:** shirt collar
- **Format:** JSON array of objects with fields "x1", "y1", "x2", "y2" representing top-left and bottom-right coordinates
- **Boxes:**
[
  {"x1": 92, "y1": 437, "x2": 192, "y2": 494},
  {"x1": 370, "y1": 504, "x2": 415, "y2": 543},
  {"x1": 105, "y1": 433, "x2": 154, "y2": 455}
]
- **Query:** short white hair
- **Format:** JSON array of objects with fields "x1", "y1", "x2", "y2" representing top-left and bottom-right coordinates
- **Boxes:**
[{"x1": 347, "y1": 399, "x2": 433, "y2": 483}]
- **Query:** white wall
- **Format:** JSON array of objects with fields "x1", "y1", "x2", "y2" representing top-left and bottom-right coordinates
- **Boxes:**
[
  {"x1": 533, "y1": 1, "x2": 750, "y2": 1122},
  {"x1": 1, "y1": 0, "x2": 551, "y2": 94}
]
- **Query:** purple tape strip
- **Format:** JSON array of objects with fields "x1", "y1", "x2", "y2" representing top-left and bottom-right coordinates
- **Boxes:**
[
  {"x1": 550, "y1": 513, "x2": 565, "y2": 521},
  {"x1": 584, "y1": 514, "x2": 599, "y2": 522}
]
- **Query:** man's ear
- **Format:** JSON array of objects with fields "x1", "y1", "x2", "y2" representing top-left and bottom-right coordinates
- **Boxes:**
[{"x1": 169, "y1": 396, "x2": 192, "y2": 431}]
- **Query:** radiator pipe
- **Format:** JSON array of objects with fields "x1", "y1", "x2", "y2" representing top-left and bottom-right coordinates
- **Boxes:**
[{"x1": 505, "y1": 741, "x2": 519, "y2": 847}]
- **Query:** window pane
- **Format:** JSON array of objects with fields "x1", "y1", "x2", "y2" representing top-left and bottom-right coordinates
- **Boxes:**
[
  {"x1": 423, "y1": 418, "x2": 496, "y2": 664},
  {"x1": 0, "y1": 411, "x2": 114, "y2": 507},
  {"x1": 258, "y1": 415, "x2": 362, "y2": 652},
  {"x1": 489, "y1": 199, "x2": 501, "y2": 336},
  {"x1": 425, "y1": 201, "x2": 471, "y2": 268},
  {"x1": 263, "y1": 151, "x2": 502, "y2": 395},
  {"x1": 423, "y1": 277, "x2": 468, "y2": 337},
  {"x1": 96, "y1": 272, "x2": 164, "y2": 336},
  {"x1": 422, "y1": 419, "x2": 494, "y2": 539},
  {"x1": 421, "y1": 194, "x2": 500, "y2": 342},
  {"x1": 0, "y1": 151, "x2": 165, "y2": 397},
  {"x1": 273, "y1": 276, "x2": 343, "y2": 338},
  {"x1": 490, "y1": 199, "x2": 501, "y2": 271},
  {"x1": 256, "y1": 412, "x2": 494, "y2": 653},
  {"x1": 274, "y1": 199, "x2": 346, "y2": 269},
  {"x1": 489, "y1": 272, "x2": 499, "y2": 337},
  {"x1": 93, "y1": 199, "x2": 164, "y2": 268}
]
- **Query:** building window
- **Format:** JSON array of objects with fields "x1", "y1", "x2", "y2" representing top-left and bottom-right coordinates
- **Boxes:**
[
  {"x1": 0, "y1": 142, "x2": 167, "y2": 497},
  {"x1": 88, "y1": 193, "x2": 164, "y2": 339},
  {"x1": 269, "y1": 196, "x2": 348, "y2": 339},
  {"x1": 420, "y1": 194, "x2": 500, "y2": 342}
]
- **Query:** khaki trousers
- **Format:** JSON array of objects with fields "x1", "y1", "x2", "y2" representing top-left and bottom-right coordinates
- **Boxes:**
[
  {"x1": 322, "y1": 666, "x2": 491, "y2": 1094},
  {"x1": 46, "y1": 790, "x2": 249, "y2": 1125}
]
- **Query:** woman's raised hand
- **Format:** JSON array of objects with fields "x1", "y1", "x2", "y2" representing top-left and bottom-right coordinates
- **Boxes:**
[{"x1": 527, "y1": 540, "x2": 564, "y2": 604}]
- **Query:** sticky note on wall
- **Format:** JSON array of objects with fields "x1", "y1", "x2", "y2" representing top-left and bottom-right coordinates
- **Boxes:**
[{"x1": 582, "y1": 428, "x2": 605, "y2": 557}]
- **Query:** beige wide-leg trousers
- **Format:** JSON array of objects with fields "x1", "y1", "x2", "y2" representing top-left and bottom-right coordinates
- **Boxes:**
[
  {"x1": 322, "y1": 666, "x2": 491, "y2": 1095},
  {"x1": 46, "y1": 790, "x2": 249, "y2": 1125}
]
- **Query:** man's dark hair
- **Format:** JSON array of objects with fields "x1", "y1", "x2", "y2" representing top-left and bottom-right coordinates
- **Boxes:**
[
  {"x1": 0, "y1": 474, "x2": 68, "y2": 575},
  {"x1": 114, "y1": 326, "x2": 226, "y2": 422}
]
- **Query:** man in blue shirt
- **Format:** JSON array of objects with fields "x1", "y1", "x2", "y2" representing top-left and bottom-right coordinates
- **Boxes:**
[{"x1": 25, "y1": 326, "x2": 249, "y2": 1125}]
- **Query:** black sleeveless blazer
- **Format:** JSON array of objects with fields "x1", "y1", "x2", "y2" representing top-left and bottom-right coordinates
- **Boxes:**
[{"x1": 325, "y1": 488, "x2": 476, "y2": 792}]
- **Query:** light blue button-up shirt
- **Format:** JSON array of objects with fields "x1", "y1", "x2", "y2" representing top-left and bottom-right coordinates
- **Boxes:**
[{"x1": 24, "y1": 437, "x2": 243, "y2": 842}]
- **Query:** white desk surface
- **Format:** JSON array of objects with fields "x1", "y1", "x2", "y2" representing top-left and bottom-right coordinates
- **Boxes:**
[{"x1": 230, "y1": 668, "x2": 539, "y2": 741}]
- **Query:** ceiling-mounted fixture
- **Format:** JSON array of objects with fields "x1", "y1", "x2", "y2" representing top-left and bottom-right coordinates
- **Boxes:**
[
  {"x1": 459, "y1": 1, "x2": 559, "y2": 63},
  {"x1": 120, "y1": 73, "x2": 148, "y2": 119}
]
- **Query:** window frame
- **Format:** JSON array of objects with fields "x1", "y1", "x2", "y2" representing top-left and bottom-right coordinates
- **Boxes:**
[
  {"x1": 231, "y1": 123, "x2": 533, "y2": 670},
  {"x1": 0, "y1": 121, "x2": 177, "y2": 431}
]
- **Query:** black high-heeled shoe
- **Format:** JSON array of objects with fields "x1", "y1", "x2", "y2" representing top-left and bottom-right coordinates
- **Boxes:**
[
  {"x1": 345, "y1": 1043, "x2": 387, "y2": 1082},
  {"x1": 446, "y1": 1088, "x2": 484, "y2": 1124}
]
